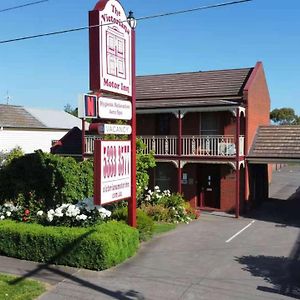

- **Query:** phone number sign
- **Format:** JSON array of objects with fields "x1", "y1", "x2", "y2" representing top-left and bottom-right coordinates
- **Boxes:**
[{"x1": 94, "y1": 140, "x2": 131, "y2": 205}]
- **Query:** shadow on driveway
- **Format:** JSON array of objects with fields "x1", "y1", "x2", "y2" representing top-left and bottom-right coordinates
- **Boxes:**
[
  {"x1": 237, "y1": 166, "x2": 300, "y2": 299},
  {"x1": 246, "y1": 187, "x2": 300, "y2": 228},
  {"x1": 7, "y1": 228, "x2": 145, "y2": 300},
  {"x1": 236, "y1": 229, "x2": 300, "y2": 299},
  {"x1": 238, "y1": 176, "x2": 300, "y2": 299}
]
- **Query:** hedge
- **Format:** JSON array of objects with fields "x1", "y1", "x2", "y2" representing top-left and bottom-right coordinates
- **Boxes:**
[
  {"x1": 111, "y1": 207, "x2": 154, "y2": 241},
  {"x1": 0, "y1": 220, "x2": 139, "y2": 270}
]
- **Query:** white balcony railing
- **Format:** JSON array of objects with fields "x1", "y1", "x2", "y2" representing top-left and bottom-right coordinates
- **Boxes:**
[
  {"x1": 84, "y1": 135, "x2": 245, "y2": 157},
  {"x1": 140, "y1": 135, "x2": 245, "y2": 157},
  {"x1": 239, "y1": 136, "x2": 245, "y2": 156},
  {"x1": 85, "y1": 135, "x2": 102, "y2": 154},
  {"x1": 141, "y1": 135, "x2": 178, "y2": 156}
]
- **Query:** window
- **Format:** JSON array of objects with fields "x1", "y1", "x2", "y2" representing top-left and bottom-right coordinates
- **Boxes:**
[
  {"x1": 156, "y1": 114, "x2": 171, "y2": 135},
  {"x1": 200, "y1": 112, "x2": 221, "y2": 136}
]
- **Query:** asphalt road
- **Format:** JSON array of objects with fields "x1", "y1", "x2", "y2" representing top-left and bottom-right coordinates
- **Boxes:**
[{"x1": 1, "y1": 165, "x2": 300, "y2": 300}]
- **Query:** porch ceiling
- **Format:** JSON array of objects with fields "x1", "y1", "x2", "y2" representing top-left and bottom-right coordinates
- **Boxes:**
[{"x1": 248, "y1": 125, "x2": 300, "y2": 164}]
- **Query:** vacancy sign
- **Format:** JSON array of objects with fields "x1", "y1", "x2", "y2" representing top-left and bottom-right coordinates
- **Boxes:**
[
  {"x1": 94, "y1": 140, "x2": 131, "y2": 205},
  {"x1": 101, "y1": 124, "x2": 132, "y2": 135},
  {"x1": 89, "y1": 0, "x2": 132, "y2": 96},
  {"x1": 98, "y1": 97, "x2": 132, "y2": 120},
  {"x1": 78, "y1": 94, "x2": 98, "y2": 118}
]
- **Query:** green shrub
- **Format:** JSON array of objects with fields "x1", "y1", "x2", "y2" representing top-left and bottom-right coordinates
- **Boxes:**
[
  {"x1": 0, "y1": 151, "x2": 93, "y2": 209},
  {"x1": 136, "y1": 139, "x2": 156, "y2": 203},
  {"x1": 158, "y1": 193, "x2": 185, "y2": 208},
  {"x1": 0, "y1": 146, "x2": 24, "y2": 168},
  {"x1": 111, "y1": 207, "x2": 154, "y2": 241},
  {"x1": 0, "y1": 220, "x2": 139, "y2": 270},
  {"x1": 183, "y1": 202, "x2": 199, "y2": 220},
  {"x1": 141, "y1": 204, "x2": 170, "y2": 222},
  {"x1": 136, "y1": 210, "x2": 155, "y2": 241},
  {"x1": 79, "y1": 159, "x2": 94, "y2": 197},
  {"x1": 140, "y1": 189, "x2": 197, "y2": 223}
]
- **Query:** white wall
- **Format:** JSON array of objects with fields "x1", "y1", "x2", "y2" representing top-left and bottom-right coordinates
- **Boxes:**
[{"x1": 0, "y1": 129, "x2": 68, "y2": 153}]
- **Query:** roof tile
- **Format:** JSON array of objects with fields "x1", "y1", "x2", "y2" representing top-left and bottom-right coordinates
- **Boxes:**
[
  {"x1": 136, "y1": 67, "x2": 253, "y2": 109},
  {"x1": 0, "y1": 104, "x2": 45, "y2": 128},
  {"x1": 249, "y1": 126, "x2": 300, "y2": 158}
]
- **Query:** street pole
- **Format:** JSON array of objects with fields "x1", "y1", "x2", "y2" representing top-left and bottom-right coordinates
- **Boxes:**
[{"x1": 128, "y1": 19, "x2": 137, "y2": 228}]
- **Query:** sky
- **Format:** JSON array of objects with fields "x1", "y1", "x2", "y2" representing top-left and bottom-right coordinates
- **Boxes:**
[{"x1": 0, "y1": 0, "x2": 299, "y2": 114}]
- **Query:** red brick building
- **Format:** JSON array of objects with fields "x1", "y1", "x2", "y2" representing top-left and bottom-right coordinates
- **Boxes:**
[
  {"x1": 134, "y1": 61, "x2": 270, "y2": 215},
  {"x1": 53, "y1": 61, "x2": 271, "y2": 216}
]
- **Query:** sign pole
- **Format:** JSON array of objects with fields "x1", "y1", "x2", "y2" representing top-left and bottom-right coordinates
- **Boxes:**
[
  {"x1": 89, "y1": 0, "x2": 136, "y2": 227},
  {"x1": 81, "y1": 118, "x2": 86, "y2": 160},
  {"x1": 128, "y1": 28, "x2": 136, "y2": 227}
]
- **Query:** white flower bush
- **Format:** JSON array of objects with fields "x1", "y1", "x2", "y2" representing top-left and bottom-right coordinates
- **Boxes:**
[
  {"x1": 0, "y1": 198, "x2": 111, "y2": 227},
  {"x1": 141, "y1": 187, "x2": 196, "y2": 224},
  {"x1": 142, "y1": 187, "x2": 171, "y2": 206},
  {"x1": 0, "y1": 203, "x2": 21, "y2": 221},
  {"x1": 37, "y1": 198, "x2": 111, "y2": 227}
]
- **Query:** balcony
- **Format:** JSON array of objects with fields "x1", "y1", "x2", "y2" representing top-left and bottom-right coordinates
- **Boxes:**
[
  {"x1": 85, "y1": 135, "x2": 245, "y2": 157},
  {"x1": 140, "y1": 135, "x2": 244, "y2": 157}
]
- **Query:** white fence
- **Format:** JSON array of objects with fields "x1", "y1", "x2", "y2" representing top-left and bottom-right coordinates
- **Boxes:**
[
  {"x1": 85, "y1": 135, "x2": 245, "y2": 157},
  {"x1": 140, "y1": 135, "x2": 245, "y2": 157},
  {"x1": 85, "y1": 135, "x2": 102, "y2": 154}
]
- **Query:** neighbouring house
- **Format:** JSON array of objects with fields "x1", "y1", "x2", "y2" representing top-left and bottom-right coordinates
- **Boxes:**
[
  {"x1": 53, "y1": 61, "x2": 282, "y2": 215},
  {"x1": 0, "y1": 104, "x2": 83, "y2": 154}
]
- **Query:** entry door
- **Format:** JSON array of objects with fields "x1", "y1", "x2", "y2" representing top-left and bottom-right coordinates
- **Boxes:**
[{"x1": 198, "y1": 165, "x2": 220, "y2": 209}]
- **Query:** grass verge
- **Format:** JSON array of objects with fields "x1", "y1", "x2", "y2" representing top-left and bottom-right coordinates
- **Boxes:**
[
  {"x1": 0, "y1": 273, "x2": 46, "y2": 300},
  {"x1": 153, "y1": 223, "x2": 177, "y2": 235}
]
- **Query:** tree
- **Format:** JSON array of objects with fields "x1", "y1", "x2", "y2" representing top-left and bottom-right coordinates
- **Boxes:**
[
  {"x1": 136, "y1": 139, "x2": 156, "y2": 202},
  {"x1": 270, "y1": 107, "x2": 300, "y2": 125},
  {"x1": 64, "y1": 104, "x2": 78, "y2": 117}
]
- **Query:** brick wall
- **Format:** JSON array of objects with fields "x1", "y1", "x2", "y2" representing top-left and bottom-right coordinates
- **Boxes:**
[
  {"x1": 220, "y1": 165, "x2": 236, "y2": 211},
  {"x1": 245, "y1": 62, "x2": 271, "y2": 153},
  {"x1": 223, "y1": 112, "x2": 235, "y2": 136},
  {"x1": 244, "y1": 62, "x2": 271, "y2": 201}
]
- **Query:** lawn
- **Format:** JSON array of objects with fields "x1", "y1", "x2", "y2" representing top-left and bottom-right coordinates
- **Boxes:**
[
  {"x1": 0, "y1": 273, "x2": 46, "y2": 300},
  {"x1": 154, "y1": 222, "x2": 177, "y2": 235}
]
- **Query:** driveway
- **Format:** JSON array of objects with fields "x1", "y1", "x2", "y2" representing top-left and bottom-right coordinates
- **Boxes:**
[{"x1": 1, "y1": 165, "x2": 300, "y2": 300}]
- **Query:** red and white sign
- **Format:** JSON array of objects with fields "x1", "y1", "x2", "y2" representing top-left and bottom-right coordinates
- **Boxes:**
[
  {"x1": 78, "y1": 94, "x2": 98, "y2": 118},
  {"x1": 89, "y1": 0, "x2": 132, "y2": 97},
  {"x1": 94, "y1": 140, "x2": 131, "y2": 205},
  {"x1": 98, "y1": 97, "x2": 132, "y2": 120}
]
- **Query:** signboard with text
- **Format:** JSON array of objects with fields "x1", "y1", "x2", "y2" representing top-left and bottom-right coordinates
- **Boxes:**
[
  {"x1": 94, "y1": 123, "x2": 132, "y2": 135},
  {"x1": 98, "y1": 97, "x2": 132, "y2": 120},
  {"x1": 94, "y1": 140, "x2": 131, "y2": 205},
  {"x1": 102, "y1": 123, "x2": 132, "y2": 135},
  {"x1": 90, "y1": 0, "x2": 136, "y2": 227},
  {"x1": 89, "y1": 0, "x2": 132, "y2": 96}
]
